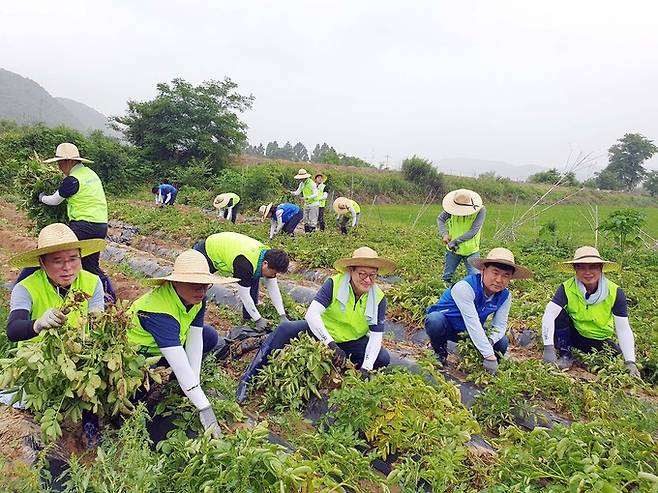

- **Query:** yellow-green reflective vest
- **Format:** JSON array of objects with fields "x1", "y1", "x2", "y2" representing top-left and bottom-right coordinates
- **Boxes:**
[
  {"x1": 321, "y1": 273, "x2": 384, "y2": 343},
  {"x1": 225, "y1": 192, "x2": 240, "y2": 205},
  {"x1": 67, "y1": 165, "x2": 108, "y2": 223},
  {"x1": 563, "y1": 277, "x2": 618, "y2": 340},
  {"x1": 205, "y1": 232, "x2": 265, "y2": 277},
  {"x1": 17, "y1": 269, "x2": 99, "y2": 345},
  {"x1": 317, "y1": 183, "x2": 327, "y2": 208},
  {"x1": 445, "y1": 213, "x2": 481, "y2": 256},
  {"x1": 127, "y1": 282, "x2": 202, "y2": 355},
  {"x1": 349, "y1": 200, "x2": 361, "y2": 215},
  {"x1": 302, "y1": 178, "x2": 318, "y2": 206}
]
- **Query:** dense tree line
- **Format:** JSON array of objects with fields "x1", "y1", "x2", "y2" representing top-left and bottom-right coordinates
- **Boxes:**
[{"x1": 245, "y1": 140, "x2": 373, "y2": 167}]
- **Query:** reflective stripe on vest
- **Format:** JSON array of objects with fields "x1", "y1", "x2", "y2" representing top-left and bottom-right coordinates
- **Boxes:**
[
  {"x1": 563, "y1": 278, "x2": 618, "y2": 340},
  {"x1": 320, "y1": 273, "x2": 384, "y2": 343},
  {"x1": 302, "y1": 178, "x2": 318, "y2": 205},
  {"x1": 317, "y1": 183, "x2": 327, "y2": 208},
  {"x1": 278, "y1": 203, "x2": 300, "y2": 223},
  {"x1": 204, "y1": 232, "x2": 264, "y2": 277},
  {"x1": 67, "y1": 165, "x2": 108, "y2": 223},
  {"x1": 18, "y1": 269, "x2": 99, "y2": 346},
  {"x1": 127, "y1": 282, "x2": 202, "y2": 355},
  {"x1": 445, "y1": 213, "x2": 481, "y2": 256}
]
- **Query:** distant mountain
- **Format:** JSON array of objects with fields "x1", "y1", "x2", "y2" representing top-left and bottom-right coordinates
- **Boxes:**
[
  {"x1": 0, "y1": 68, "x2": 117, "y2": 137},
  {"x1": 435, "y1": 158, "x2": 549, "y2": 181}
]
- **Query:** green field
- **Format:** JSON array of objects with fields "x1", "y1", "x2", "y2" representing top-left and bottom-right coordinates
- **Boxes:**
[{"x1": 361, "y1": 203, "x2": 658, "y2": 244}]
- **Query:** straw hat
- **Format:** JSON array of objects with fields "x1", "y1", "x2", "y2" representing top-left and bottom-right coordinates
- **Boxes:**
[
  {"x1": 259, "y1": 203, "x2": 274, "y2": 220},
  {"x1": 213, "y1": 193, "x2": 234, "y2": 209},
  {"x1": 442, "y1": 189, "x2": 483, "y2": 216},
  {"x1": 43, "y1": 143, "x2": 93, "y2": 164},
  {"x1": 469, "y1": 247, "x2": 533, "y2": 279},
  {"x1": 9, "y1": 223, "x2": 107, "y2": 268},
  {"x1": 558, "y1": 246, "x2": 619, "y2": 273},
  {"x1": 294, "y1": 168, "x2": 311, "y2": 179},
  {"x1": 314, "y1": 173, "x2": 327, "y2": 182},
  {"x1": 142, "y1": 250, "x2": 239, "y2": 286},
  {"x1": 334, "y1": 247, "x2": 396, "y2": 274},
  {"x1": 333, "y1": 196, "x2": 352, "y2": 214}
]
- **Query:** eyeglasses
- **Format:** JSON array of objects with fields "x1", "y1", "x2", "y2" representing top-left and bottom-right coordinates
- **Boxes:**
[{"x1": 354, "y1": 270, "x2": 378, "y2": 281}]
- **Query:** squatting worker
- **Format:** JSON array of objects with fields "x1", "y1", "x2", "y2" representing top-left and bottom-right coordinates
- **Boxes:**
[
  {"x1": 213, "y1": 192, "x2": 241, "y2": 224},
  {"x1": 425, "y1": 248, "x2": 532, "y2": 375},
  {"x1": 259, "y1": 202, "x2": 303, "y2": 240},
  {"x1": 541, "y1": 246, "x2": 639, "y2": 377},
  {"x1": 6, "y1": 222, "x2": 106, "y2": 444},
  {"x1": 192, "y1": 232, "x2": 290, "y2": 331},
  {"x1": 127, "y1": 250, "x2": 238, "y2": 438},
  {"x1": 437, "y1": 188, "x2": 486, "y2": 284},
  {"x1": 152, "y1": 183, "x2": 178, "y2": 206},
  {"x1": 37, "y1": 143, "x2": 115, "y2": 302},
  {"x1": 333, "y1": 197, "x2": 360, "y2": 235},
  {"x1": 314, "y1": 173, "x2": 329, "y2": 231},
  {"x1": 290, "y1": 168, "x2": 319, "y2": 232},
  {"x1": 236, "y1": 247, "x2": 395, "y2": 402}
]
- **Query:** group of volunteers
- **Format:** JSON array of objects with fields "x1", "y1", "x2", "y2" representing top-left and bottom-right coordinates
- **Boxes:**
[{"x1": 4, "y1": 143, "x2": 641, "y2": 446}]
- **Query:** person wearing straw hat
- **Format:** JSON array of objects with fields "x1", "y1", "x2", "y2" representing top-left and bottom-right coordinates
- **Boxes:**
[
  {"x1": 213, "y1": 192, "x2": 241, "y2": 224},
  {"x1": 259, "y1": 202, "x2": 303, "y2": 240},
  {"x1": 541, "y1": 246, "x2": 639, "y2": 376},
  {"x1": 152, "y1": 182, "x2": 178, "y2": 207},
  {"x1": 38, "y1": 142, "x2": 115, "y2": 302},
  {"x1": 236, "y1": 247, "x2": 395, "y2": 402},
  {"x1": 425, "y1": 247, "x2": 532, "y2": 375},
  {"x1": 314, "y1": 173, "x2": 329, "y2": 231},
  {"x1": 6, "y1": 223, "x2": 106, "y2": 445},
  {"x1": 127, "y1": 250, "x2": 238, "y2": 438},
  {"x1": 290, "y1": 168, "x2": 319, "y2": 232},
  {"x1": 192, "y1": 232, "x2": 290, "y2": 331},
  {"x1": 437, "y1": 189, "x2": 486, "y2": 284},
  {"x1": 333, "y1": 197, "x2": 361, "y2": 235}
]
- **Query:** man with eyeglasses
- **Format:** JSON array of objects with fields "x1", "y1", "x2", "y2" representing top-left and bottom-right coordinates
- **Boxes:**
[{"x1": 236, "y1": 247, "x2": 396, "y2": 402}]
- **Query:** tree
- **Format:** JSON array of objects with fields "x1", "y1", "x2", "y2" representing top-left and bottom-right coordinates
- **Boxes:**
[
  {"x1": 292, "y1": 142, "x2": 309, "y2": 161},
  {"x1": 112, "y1": 78, "x2": 254, "y2": 172},
  {"x1": 265, "y1": 141, "x2": 280, "y2": 159},
  {"x1": 605, "y1": 133, "x2": 657, "y2": 191},
  {"x1": 244, "y1": 142, "x2": 265, "y2": 157},
  {"x1": 528, "y1": 168, "x2": 579, "y2": 186},
  {"x1": 595, "y1": 167, "x2": 623, "y2": 191},
  {"x1": 644, "y1": 170, "x2": 658, "y2": 197},
  {"x1": 401, "y1": 155, "x2": 444, "y2": 193}
]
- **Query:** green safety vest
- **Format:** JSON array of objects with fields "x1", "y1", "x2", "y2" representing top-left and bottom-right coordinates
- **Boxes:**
[
  {"x1": 205, "y1": 232, "x2": 265, "y2": 277},
  {"x1": 302, "y1": 178, "x2": 318, "y2": 206},
  {"x1": 321, "y1": 273, "x2": 384, "y2": 343},
  {"x1": 127, "y1": 282, "x2": 202, "y2": 355},
  {"x1": 225, "y1": 192, "x2": 240, "y2": 205},
  {"x1": 317, "y1": 183, "x2": 327, "y2": 208},
  {"x1": 563, "y1": 277, "x2": 618, "y2": 340},
  {"x1": 17, "y1": 269, "x2": 99, "y2": 345},
  {"x1": 445, "y1": 213, "x2": 481, "y2": 256},
  {"x1": 67, "y1": 165, "x2": 108, "y2": 223},
  {"x1": 349, "y1": 200, "x2": 361, "y2": 215}
]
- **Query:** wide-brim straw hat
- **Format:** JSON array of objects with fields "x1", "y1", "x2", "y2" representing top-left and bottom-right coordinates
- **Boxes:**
[
  {"x1": 558, "y1": 246, "x2": 619, "y2": 273},
  {"x1": 213, "y1": 193, "x2": 232, "y2": 209},
  {"x1": 142, "y1": 250, "x2": 239, "y2": 286},
  {"x1": 314, "y1": 173, "x2": 327, "y2": 181},
  {"x1": 43, "y1": 143, "x2": 93, "y2": 164},
  {"x1": 333, "y1": 196, "x2": 352, "y2": 214},
  {"x1": 259, "y1": 203, "x2": 274, "y2": 220},
  {"x1": 294, "y1": 168, "x2": 311, "y2": 179},
  {"x1": 442, "y1": 189, "x2": 483, "y2": 216},
  {"x1": 9, "y1": 223, "x2": 106, "y2": 268},
  {"x1": 334, "y1": 247, "x2": 396, "y2": 275},
  {"x1": 469, "y1": 247, "x2": 533, "y2": 280}
]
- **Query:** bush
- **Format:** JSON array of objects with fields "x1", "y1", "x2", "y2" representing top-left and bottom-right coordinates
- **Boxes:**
[{"x1": 401, "y1": 155, "x2": 444, "y2": 194}]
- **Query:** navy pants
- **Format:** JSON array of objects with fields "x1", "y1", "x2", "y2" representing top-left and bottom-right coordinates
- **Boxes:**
[
  {"x1": 283, "y1": 211, "x2": 303, "y2": 235},
  {"x1": 69, "y1": 220, "x2": 116, "y2": 303},
  {"x1": 425, "y1": 311, "x2": 508, "y2": 360},
  {"x1": 553, "y1": 310, "x2": 620, "y2": 357},
  {"x1": 317, "y1": 207, "x2": 325, "y2": 231}
]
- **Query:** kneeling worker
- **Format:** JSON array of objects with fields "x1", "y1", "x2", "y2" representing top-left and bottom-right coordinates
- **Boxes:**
[
  {"x1": 192, "y1": 232, "x2": 290, "y2": 330},
  {"x1": 541, "y1": 246, "x2": 639, "y2": 377},
  {"x1": 259, "y1": 202, "x2": 303, "y2": 240},
  {"x1": 127, "y1": 250, "x2": 237, "y2": 437},
  {"x1": 425, "y1": 248, "x2": 532, "y2": 374},
  {"x1": 236, "y1": 247, "x2": 395, "y2": 402}
]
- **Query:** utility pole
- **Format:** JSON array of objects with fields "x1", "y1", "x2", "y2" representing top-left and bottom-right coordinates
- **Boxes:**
[{"x1": 384, "y1": 154, "x2": 390, "y2": 170}]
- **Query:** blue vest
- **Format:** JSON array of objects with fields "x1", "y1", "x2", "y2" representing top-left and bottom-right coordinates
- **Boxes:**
[
  {"x1": 160, "y1": 184, "x2": 177, "y2": 195},
  {"x1": 278, "y1": 203, "x2": 300, "y2": 223},
  {"x1": 426, "y1": 274, "x2": 509, "y2": 330}
]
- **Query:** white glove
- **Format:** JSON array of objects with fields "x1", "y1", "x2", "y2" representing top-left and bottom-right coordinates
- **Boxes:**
[
  {"x1": 33, "y1": 308, "x2": 67, "y2": 333},
  {"x1": 199, "y1": 406, "x2": 222, "y2": 438}
]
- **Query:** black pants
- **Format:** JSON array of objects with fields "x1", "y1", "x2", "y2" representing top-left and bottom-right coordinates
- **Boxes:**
[
  {"x1": 222, "y1": 203, "x2": 241, "y2": 224},
  {"x1": 69, "y1": 220, "x2": 116, "y2": 303},
  {"x1": 554, "y1": 310, "x2": 621, "y2": 357},
  {"x1": 317, "y1": 207, "x2": 325, "y2": 231},
  {"x1": 283, "y1": 211, "x2": 303, "y2": 235}
]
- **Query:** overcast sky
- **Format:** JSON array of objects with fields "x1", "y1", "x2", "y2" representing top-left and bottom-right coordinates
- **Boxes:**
[{"x1": 2, "y1": 0, "x2": 658, "y2": 172}]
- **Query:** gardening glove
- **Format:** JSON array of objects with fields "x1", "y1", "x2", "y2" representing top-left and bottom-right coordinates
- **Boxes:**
[
  {"x1": 442, "y1": 234, "x2": 450, "y2": 244},
  {"x1": 482, "y1": 357, "x2": 499, "y2": 375},
  {"x1": 254, "y1": 317, "x2": 269, "y2": 332},
  {"x1": 33, "y1": 308, "x2": 67, "y2": 333},
  {"x1": 542, "y1": 345, "x2": 558, "y2": 364},
  {"x1": 448, "y1": 240, "x2": 458, "y2": 252},
  {"x1": 38, "y1": 192, "x2": 46, "y2": 202},
  {"x1": 279, "y1": 314, "x2": 289, "y2": 324},
  {"x1": 327, "y1": 341, "x2": 346, "y2": 368},
  {"x1": 358, "y1": 368, "x2": 371, "y2": 380},
  {"x1": 199, "y1": 406, "x2": 222, "y2": 439},
  {"x1": 625, "y1": 361, "x2": 640, "y2": 378}
]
